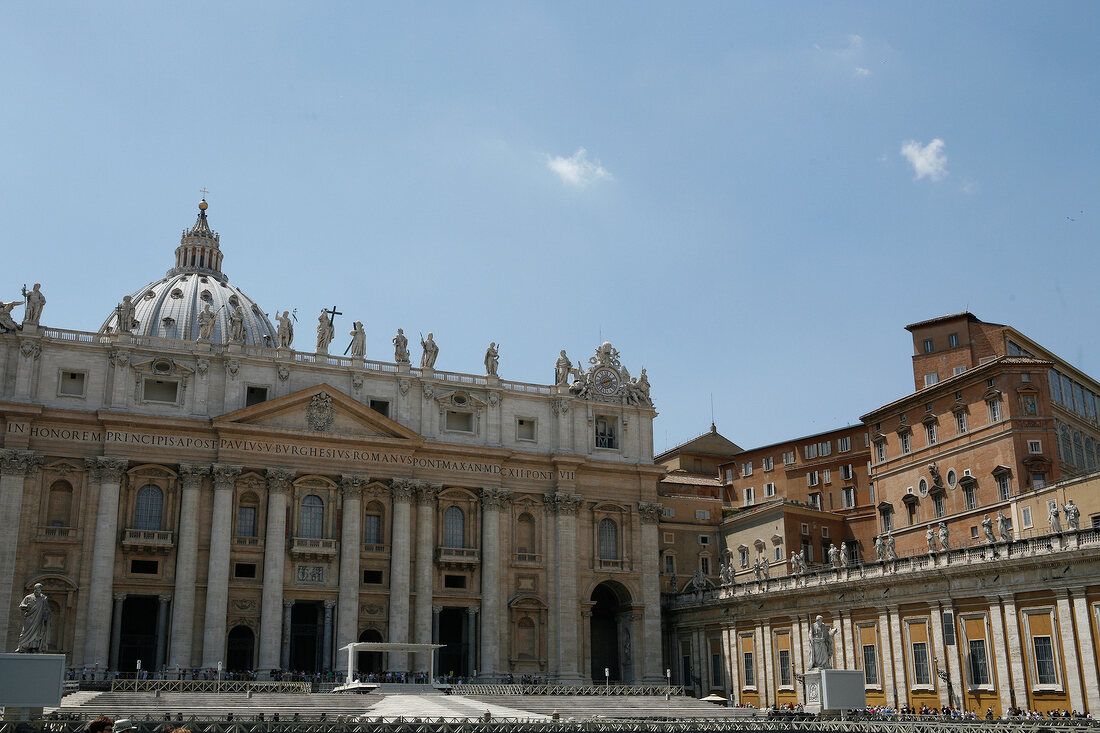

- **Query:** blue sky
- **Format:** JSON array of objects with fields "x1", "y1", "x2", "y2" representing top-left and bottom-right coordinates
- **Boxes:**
[{"x1": 2, "y1": 3, "x2": 1097, "y2": 454}]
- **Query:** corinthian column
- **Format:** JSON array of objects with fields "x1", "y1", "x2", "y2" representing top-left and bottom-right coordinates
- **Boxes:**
[
  {"x1": 413, "y1": 481, "x2": 439, "y2": 672},
  {"x1": 82, "y1": 456, "x2": 128, "y2": 669},
  {"x1": 337, "y1": 475, "x2": 364, "y2": 657},
  {"x1": 201, "y1": 464, "x2": 242, "y2": 668},
  {"x1": 479, "y1": 487, "x2": 511, "y2": 679},
  {"x1": 0, "y1": 449, "x2": 40, "y2": 645},
  {"x1": 258, "y1": 467, "x2": 293, "y2": 673},
  {"x1": 545, "y1": 491, "x2": 584, "y2": 683},
  {"x1": 638, "y1": 501, "x2": 665, "y2": 683},
  {"x1": 387, "y1": 478, "x2": 414, "y2": 672},
  {"x1": 169, "y1": 463, "x2": 210, "y2": 668}
]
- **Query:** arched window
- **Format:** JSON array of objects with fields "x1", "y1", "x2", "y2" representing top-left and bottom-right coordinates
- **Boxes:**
[
  {"x1": 134, "y1": 484, "x2": 164, "y2": 530},
  {"x1": 598, "y1": 518, "x2": 619, "y2": 560},
  {"x1": 46, "y1": 480, "x2": 74, "y2": 527},
  {"x1": 443, "y1": 506, "x2": 465, "y2": 548},
  {"x1": 237, "y1": 493, "x2": 259, "y2": 538},
  {"x1": 300, "y1": 495, "x2": 324, "y2": 538},
  {"x1": 516, "y1": 513, "x2": 535, "y2": 554},
  {"x1": 363, "y1": 503, "x2": 384, "y2": 545}
]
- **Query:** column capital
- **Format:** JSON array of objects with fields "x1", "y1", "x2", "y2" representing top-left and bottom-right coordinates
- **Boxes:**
[
  {"x1": 85, "y1": 456, "x2": 127, "y2": 483},
  {"x1": 283, "y1": 599, "x2": 295, "y2": 609},
  {"x1": 638, "y1": 501, "x2": 664, "y2": 524},
  {"x1": 158, "y1": 594, "x2": 173, "y2": 604},
  {"x1": 340, "y1": 474, "x2": 366, "y2": 498},
  {"x1": 323, "y1": 599, "x2": 337, "y2": 610},
  {"x1": 543, "y1": 491, "x2": 582, "y2": 515},
  {"x1": 113, "y1": 593, "x2": 128, "y2": 603},
  {"x1": 266, "y1": 467, "x2": 294, "y2": 493},
  {"x1": 465, "y1": 605, "x2": 480, "y2": 616},
  {"x1": 414, "y1": 481, "x2": 440, "y2": 505},
  {"x1": 178, "y1": 463, "x2": 210, "y2": 489},
  {"x1": 390, "y1": 478, "x2": 416, "y2": 503},
  {"x1": 0, "y1": 449, "x2": 42, "y2": 477},
  {"x1": 432, "y1": 605, "x2": 444, "y2": 614},
  {"x1": 211, "y1": 464, "x2": 243, "y2": 490},
  {"x1": 479, "y1": 487, "x2": 512, "y2": 509}
]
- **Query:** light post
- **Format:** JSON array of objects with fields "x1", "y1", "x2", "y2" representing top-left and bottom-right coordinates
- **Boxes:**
[
  {"x1": 136, "y1": 659, "x2": 141, "y2": 683},
  {"x1": 666, "y1": 668, "x2": 671, "y2": 718},
  {"x1": 217, "y1": 661, "x2": 223, "y2": 694},
  {"x1": 605, "y1": 667, "x2": 610, "y2": 690}
]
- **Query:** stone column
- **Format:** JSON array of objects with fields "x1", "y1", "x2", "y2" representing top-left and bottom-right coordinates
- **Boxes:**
[
  {"x1": 728, "y1": 627, "x2": 741, "y2": 703},
  {"x1": 789, "y1": 618, "x2": 803, "y2": 705},
  {"x1": 280, "y1": 600, "x2": 293, "y2": 670},
  {"x1": 545, "y1": 491, "x2": 583, "y2": 682},
  {"x1": 1072, "y1": 590, "x2": 1100, "y2": 714},
  {"x1": 258, "y1": 468, "x2": 293, "y2": 673},
  {"x1": 322, "y1": 600, "x2": 336, "y2": 671},
  {"x1": 839, "y1": 611, "x2": 855, "y2": 669},
  {"x1": 82, "y1": 456, "x2": 128, "y2": 669},
  {"x1": 929, "y1": 603, "x2": 950, "y2": 708},
  {"x1": 0, "y1": 450, "x2": 40, "y2": 644},
  {"x1": 759, "y1": 623, "x2": 771, "y2": 705},
  {"x1": 386, "y1": 478, "x2": 415, "y2": 672},
  {"x1": 986, "y1": 596, "x2": 1012, "y2": 715},
  {"x1": 414, "y1": 482, "x2": 440, "y2": 672},
  {"x1": 478, "y1": 487, "x2": 510, "y2": 679},
  {"x1": 109, "y1": 593, "x2": 126, "y2": 671},
  {"x1": 109, "y1": 348, "x2": 131, "y2": 408},
  {"x1": 432, "y1": 605, "x2": 443, "y2": 682},
  {"x1": 169, "y1": 463, "x2": 209, "y2": 669},
  {"x1": 942, "y1": 602, "x2": 963, "y2": 709},
  {"x1": 580, "y1": 605, "x2": 594, "y2": 683},
  {"x1": 638, "y1": 501, "x2": 664, "y2": 683},
  {"x1": 878, "y1": 609, "x2": 897, "y2": 708},
  {"x1": 154, "y1": 594, "x2": 171, "y2": 672},
  {"x1": 337, "y1": 475, "x2": 364, "y2": 660},
  {"x1": 720, "y1": 627, "x2": 733, "y2": 701},
  {"x1": 888, "y1": 606, "x2": 906, "y2": 709},
  {"x1": 1000, "y1": 595, "x2": 1026, "y2": 711},
  {"x1": 466, "y1": 605, "x2": 479, "y2": 676},
  {"x1": 201, "y1": 464, "x2": 242, "y2": 668},
  {"x1": 1055, "y1": 590, "x2": 1085, "y2": 714}
]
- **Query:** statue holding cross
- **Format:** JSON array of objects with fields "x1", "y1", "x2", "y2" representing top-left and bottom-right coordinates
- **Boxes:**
[{"x1": 316, "y1": 306, "x2": 340, "y2": 353}]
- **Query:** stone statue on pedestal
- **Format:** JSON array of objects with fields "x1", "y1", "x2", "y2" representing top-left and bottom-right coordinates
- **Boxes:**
[
  {"x1": 392, "y1": 329, "x2": 410, "y2": 363},
  {"x1": 1048, "y1": 502, "x2": 1063, "y2": 533},
  {"x1": 420, "y1": 332, "x2": 439, "y2": 369},
  {"x1": 874, "y1": 535, "x2": 885, "y2": 562},
  {"x1": 228, "y1": 305, "x2": 246, "y2": 344},
  {"x1": 885, "y1": 532, "x2": 898, "y2": 560},
  {"x1": 997, "y1": 509, "x2": 1013, "y2": 542},
  {"x1": 828, "y1": 544, "x2": 841, "y2": 568},
  {"x1": 839, "y1": 542, "x2": 849, "y2": 567},
  {"x1": 0, "y1": 299, "x2": 23, "y2": 333},
  {"x1": 555, "y1": 350, "x2": 572, "y2": 385},
  {"x1": 926, "y1": 526, "x2": 938, "y2": 553},
  {"x1": 115, "y1": 295, "x2": 136, "y2": 333},
  {"x1": 791, "y1": 550, "x2": 806, "y2": 575},
  {"x1": 938, "y1": 522, "x2": 951, "y2": 551},
  {"x1": 1063, "y1": 500, "x2": 1080, "y2": 531},
  {"x1": 196, "y1": 303, "x2": 216, "y2": 341},
  {"x1": 15, "y1": 583, "x2": 50, "y2": 653},
  {"x1": 808, "y1": 615, "x2": 838, "y2": 670},
  {"x1": 22, "y1": 283, "x2": 45, "y2": 326},
  {"x1": 349, "y1": 321, "x2": 367, "y2": 359},
  {"x1": 276, "y1": 310, "x2": 294, "y2": 348},
  {"x1": 484, "y1": 342, "x2": 499, "y2": 377},
  {"x1": 982, "y1": 514, "x2": 996, "y2": 544},
  {"x1": 316, "y1": 310, "x2": 335, "y2": 352}
]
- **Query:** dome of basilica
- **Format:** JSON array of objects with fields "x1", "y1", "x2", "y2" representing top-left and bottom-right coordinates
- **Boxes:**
[{"x1": 99, "y1": 200, "x2": 278, "y2": 347}]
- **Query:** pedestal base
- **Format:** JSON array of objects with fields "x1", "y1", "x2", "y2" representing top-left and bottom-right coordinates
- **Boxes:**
[{"x1": 801, "y1": 669, "x2": 866, "y2": 714}]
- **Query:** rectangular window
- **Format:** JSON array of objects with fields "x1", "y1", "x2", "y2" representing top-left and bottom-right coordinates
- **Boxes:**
[
  {"x1": 1033, "y1": 636, "x2": 1057, "y2": 685},
  {"x1": 516, "y1": 418, "x2": 536, "y2": 441},
  {"x1": 1028, "y1": 440, "x2": 1042, "y2": 454},
  {"x1": 949, "y1": 333, "x2": 959, "y2": 348},
  {"x1": 234, "y1": 562, "x2": 257, "y2": 579},
  {"x1": 997, "y1": 475, "x2": 1010, "y2": 501},
  {"x1": 875, "y1": 441, "x2": 887, "y2": 463},
  {"x1": 741, "y1": 461, "x2": 753, "y2": 477},
  {"x1": 869, "y1": 482, "x2": 875, "y2": 504},
  {"x1": 446, "y1": 410, "x2": 474, "y2": 432},
  {"x1": 762, "y1": 457, "x2": 774, "y2": 471},
  {"x1": 820, "y1": 441, "x2": 831, "y2": 456},
  {"x1": 738, "y1": 548, "x2": 749, "y2": 567},
  {"x1": 594, "y1": 416, "x2": 617, "y2": 449},
  {"x1": 842, "y1": 487, "x2": 855, "y2": 508},
  {"x1": 862, "y1": 644, "x2": 879, "y2": 685},
  {"x1": 809, "y1": 493, "x2": 821, "y2": 510},
  {"x1": 926, "y1": 424, "x2": 937, "y2": 445},
  {"x1": 664, "y1": 554, "x2": 675, "y2": 574},
  {"x1": 821, "y1": 525, "x2": 829, "y2": 538},
  {"x1": 711, "y1": 653, "x2": 722, "y2": 688},
  {"x1": 743, "y1": 487, "x2": 755, "y2": 506},
  {"x1": 742, "y1": 651, "x2": 755, "y2": 687},
  {"x1": 881, "y1": 511, "x2": 893, "y2": 532},
  {"x1": 724, "y1": 468, "x2": 733, "y2": 483},
  {"x1": 369, "y1": 399, "x2": 390, "y2": 418},
  {"x1": 783, "y1": 451, "x2": 796, "y2": 466},
  {"x1": 700, "y1": 556, "x2": 710, "y2": 574},
  {"x1": 839, "y1": 436, "x2": 851, "y2": 452},
  {"x1": 362, "y1": 569, "x2": 383, "y2": 584},
  {"x1": 800, "y1": 523, "x2": 809, "y2": 535},
  {"x1": 840, "y1": 464, "x2": 853, "y2": 480},
  {"x1": 912, "y1": 641, "x2": 930, "y2": 685},
  {"x1": 954, "y1": 366, "x2": 967, "y2": 376},
  {"x1": 807, "y1": 471, "x2": 819, "y2": 486},
  {"x1": 964, "y1": 486, "x2": 976, "y2": 510},
  {"x1": 778, "y1": 649, "x2": 792, "y2": 687},
  {"x1": 987, "y1": 400, "x2": 1002, "y2": 423},
  {"x1": 1032, "y1": 473, "x2": 1045, "y2": 489},
  {"x1": 774, "y1": 546, "x2": 782, "y2": 561},
  {"x1": 245, "y1": 385, "x2": 269, "y2": 406},
  {"x1": 698, "y1": 534, "x2": 710, "y2": 545},
  {"x1": 943, "y1": 613, "x2": 955, "y2": 644},
  {"x1": 955, "y1": 412, "x2": 968, "y2": 434},
  {"x1": 822, "y1": 469, "x2": 831, "y2": 484},
  {"x1": 763, "y1": 482, "x2": 775, "y2": 498},
  {"x1": 924, "y1": 373, "x2": 939, "y2": 387},
  {"x1": 58, "y1": 371, "x2": 87, "y2": 397},
  {"x1": 968, "y1": 639, "x2": 990, "y2": 685},
  {"x1": 363, "y1": 514, "x2": 382, "y2": 545},
  {"x1": 130, "y1": 559, "x2": 159, "y2": 575},
  {"x1": 804, "y1": 444, "x2": 818, "y2": 460},
  {"x1": 923, "y1": 338, "x2": 934, "y2": 354},
  {"x1": 236, "y1": 506, "x2": 257, "y2": 537},
  {"x1": 143, "y1": 378, "x2": 179, "y2": 403},
  {"x1": 900, "y1": 433, "x2": 911, "y2": 454},
  {"x1": 1022, "y1": 506, "x2": 1033, "y2": 527},
  {"x1": 933, "y1": 494, "x2": 946, "y2": 518},
  {"x1": 695, "y1": 509, "x2": 711, "y2": 520},
  {"x1": 1050, "y1": 370, "x2": 1063, "y2": 404},
  {"x1": 444, "y1": 574, "x2": 467, "y2": 589},
  {"x1": 662, "y1": 507, "x2": 675, "y2": 518},
  {"x1": 802, "y1": 542, "x2": 814, "y2": 563}
]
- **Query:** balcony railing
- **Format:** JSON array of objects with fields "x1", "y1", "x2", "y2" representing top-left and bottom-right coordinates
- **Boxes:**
[
  {"x1": 596, "y1": 557, "x2": 626, "y2": 570},
  {"x1": 512, "y1": 552, "x2": 542, "y2": 564},
  {"x1": 233, "y1": 536, "x2": 262, "y2": 547},
  {"x1": 362, "y1": 543, "x2": 390, "y2": 554},
  {"x1": 290, "y1": 537, "x2": 338, "y2": 559},
  {"x1": 436, "y1": 546, "x2": 480, "y2": 565},
  {"x1": 38, "y1": 525, "x2": 78, "y2": 540},
  {"x1": 121, "y1": 528, "x2": 174, "y2": 552}
]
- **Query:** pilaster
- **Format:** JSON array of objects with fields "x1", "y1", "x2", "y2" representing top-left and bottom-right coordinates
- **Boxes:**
[
  {"x1": 999, "y1": 595, "x2": 1026, "y2": 712},
  {"x1": 14, "y1": 337, "x2": 41, "y2": 399},
  {"x1": 0, "y1": 449, "x2": 40, "y2": 645},
  {"x1": 1055, "y1": 590, "x2": 1085, "y2": 713},
  {"x1": 201, "y1": 463, "x2": 242, "y2": 667},
  {"x1": 83, "y1": 456, "x2": 128, "y2": 668},
  {"x1": 1071, "y1": 589, "x2": 1100, "y2": 714},
  {"x1": 387, "y1": 478, "x2": 414, "y2": 671},
  {"x1": 258, "y1": 467, "x2": 293, "y2": 672},
  {"x1": 478, "y1": 487, "x2": 511, "y2": 678},
  {"x1": 985, "y1": 595, "x2": 1012, "y2": 716},
  {"x1": 169, "y1": 463, "x2": 209, "y2": 668},
  {"x1": 544, "y1": 490, "x2": 584, "y2": 683},
  {"x1": 337, "y1": 474, "x2": 364, "y2": 658},
  {"x1": 414, "y1": 481, "x2": 440, "y2": 671},
  {"x1": 638, "y1": 501, "x2": 664, "y2": 683}
]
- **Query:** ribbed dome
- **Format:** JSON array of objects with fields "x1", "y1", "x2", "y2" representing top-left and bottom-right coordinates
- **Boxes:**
[{"x1": 99, "y1": 200, "x2": 278, "y2": 347}]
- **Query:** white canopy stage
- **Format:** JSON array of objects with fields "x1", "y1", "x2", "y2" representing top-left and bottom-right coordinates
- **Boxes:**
[{"x1": 336, "y1": 642, "x2": 446, "y2": 692}]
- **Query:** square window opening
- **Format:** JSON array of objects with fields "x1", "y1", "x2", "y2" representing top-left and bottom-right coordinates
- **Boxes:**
[
  {"x1": 59, "y1": 371, "x2": 87, "y2": 397},
  {"x1": 444, "y1": 574, "x2": 467, "y2": 589},
  {"x1": 245, "y1": 385, "x2": 269, "y2": 407}
]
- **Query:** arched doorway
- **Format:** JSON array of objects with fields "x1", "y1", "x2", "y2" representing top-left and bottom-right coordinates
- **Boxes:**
[
  {"x1": 226, "y1": 626, "x2": 255, "y2": 671},
  {"x1": 589, "y1": 582, "x2": 634, "y2": 683},
  {"x1": 290, "y1": 602, "x2": 321, "y2": 672},
  {"x1": 357, "y1": 629, "x2": 383, "y2": 676}
]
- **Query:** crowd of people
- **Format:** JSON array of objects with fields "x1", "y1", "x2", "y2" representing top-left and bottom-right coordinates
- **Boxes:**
[{"x1": 860, "y1": 704, "x2": 1093, "y2": 719}]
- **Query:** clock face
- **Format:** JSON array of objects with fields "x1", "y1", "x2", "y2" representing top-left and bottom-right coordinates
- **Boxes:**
[{"x1": 593, "y1": 368, "x2": 620, "y2": 395}]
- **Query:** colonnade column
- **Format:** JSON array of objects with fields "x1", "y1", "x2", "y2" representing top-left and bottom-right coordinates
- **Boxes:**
[
  {"x1": 414, "y1": 482, "x2": 440, "y2": 673},
  {"x1": 478, "y1": 487, "x2": 510, "y2": 679},
  {"x1": 432, "y1": 605, "x2": 443, "y2": 681},
  {"x1": 878, "y1": 609, "x2": 897, "y2": 708},
  {"x1": 109, "y1": 593, "x2": 126, "y2": 671},
  {"x1": 258, "y1": 468, "x2": 293, "y2": 672},
  {"x1": 337, "y1": 475, "x2": 364, "y2": 659},
  {"x1": 201, "y1": 464, "x2": 242, "y2": 668},
  {"x1": 154, "y1": 594, "x2": 171, "y2": 672},
  {"x1": 322, "y1": 600, "x2": 336, "y2": 671},
  {"x1": 545, "y1": 491, "x2": 583, "y2": 683},
  {"x1": 83, "y1": 456, "x2": 128, "y2": 669},
  {"x1": 638, "y1": 501, "x2": 664, "y2": 683},
  {"x1": 466, "y1": 606, "x2": 479, "y2": 675},
  {"x1": 788, "y1": 617, "x2": 803, "y2": 705},
  {"x1": 985, "y1": 595, "x2": 1012, "y2": 715},
  {"x1": 280, "y1": 600, "x2": 293, "y2": 670},
  {"x1": 928, "y1": 603, "x2": 950, "y2": 708},
  {"x1": 169, "y1": 463, "x2": 209, "y2": 669},
  {"x1": 888, "y1": 606, "x2": 906, "y2": 709},
  {"x1": 942, "y1": 602, "x2": 963, "y2": 709},
  {"x1": 0, "y1": 450, "x2": 39, "y2": 645},
  {"x1": 1071, "y1": 589, "x2": 1100, "y2": 713},
  {"x1": 1000, "y1": 595, "x2": 1026, "y2": 711},
  {"x1": 1055, "y1": 590, "x2": 1085, "y2": 714},
  {"x1": 386, "y1": 478, "x2": 415, "y2": 672}
]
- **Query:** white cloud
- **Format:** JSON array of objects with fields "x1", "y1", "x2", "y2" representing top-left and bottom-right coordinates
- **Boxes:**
[
  {"x1": 546, "y1": 148, "x2": 612, "y2": 187},
  {"x1": 900, "y1": 138, "x2": 948, "y2": 182}
]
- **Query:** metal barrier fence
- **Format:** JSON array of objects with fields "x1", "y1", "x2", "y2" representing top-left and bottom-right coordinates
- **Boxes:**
[
  {"x1": 455, "y1": 684, "x2": 685, "y2": 696},
  {"x1": 109, "y1": 680, "x2": 312, "y2": 693}
]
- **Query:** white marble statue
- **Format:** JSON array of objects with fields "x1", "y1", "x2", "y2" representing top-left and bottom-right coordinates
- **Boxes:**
[
  {"x1": 484, "y1": 342, "x2": 499, "y2": 377},
  {"x1": 196, "y1": 303, "x2": 216, "y2": 341},
  {"x1": 1048, "y1": 502, "x2": 1063, "y2": 533},
  {"x1": 839, "y1": 542, "x2": 849, "y2": 567},
  {"x1": 115, "y1": 295, "x2": 136, "y2": 333},
  {"x1": 885, "y1": 532, "x2": 898, "y2": 560},
  {"x1": 316, "y1": 310, "x2": 335, "y2": 352},
  {"x1": 555, "y1": 350, "x2": 572, "y2": 385},
  {"x1": 393, "y1": 328, "x2": 410, "y2": 363},
  {"x1": 228, "y1": 305, "x2": 246, "y2": 344},
  {"x1": 808, "y1": 615, "x2": 838, "y2": 670},
  {"x1": 420, "y1": 332, "x2": 439, "y2": 369},
  {"x1": 828, "y1": 543, "x2": 841, "y2": 568},
  {"x1": 0, "y1": 300, "x2": 24, "y2": 332},
  {"x1": 926, "y1": 525, "x2": 938, "y2": 553},
  {"x1": 938, "y1": 521, "x2": 951, "y2": 551},
  {"x1": 21, "y1": 283, "x2": 45, "y2": 325},
  {"x1": 15, "y1": 583, "x2": 50, "y2": 653},
  {"x1": 997, "y1": 509, "x2": 1013, "y2": 542},
  {"x1": 874, "y1": 535, "x2": 886, "y2": 562},
  {"x1": 349, "y1": 321, "x2": 366, "y2": 359},
  {"x1": 982, "y1": 514, "x2": 996, "y2": 544},
  {"x1": 276, "y1": 310, "x2": 294, "y2": 348},
  {"x1": 1063, "y1": 500, "x2": 1080, "y2": 531}
]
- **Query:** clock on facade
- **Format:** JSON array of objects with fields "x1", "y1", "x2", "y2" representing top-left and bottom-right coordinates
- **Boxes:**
[{"x1": 593, "y1": 368, "x2": 620, "y2": 396}]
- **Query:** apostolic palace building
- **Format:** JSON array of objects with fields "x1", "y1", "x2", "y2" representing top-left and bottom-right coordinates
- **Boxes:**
[{"x1": 0, "y1": 199, "x2": 665, "y2": 684}]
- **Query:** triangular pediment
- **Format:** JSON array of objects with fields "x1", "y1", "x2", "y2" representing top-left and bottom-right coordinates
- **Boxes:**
[{"x1": 215, "y1": 383, "x2": 421, "y2": 441}]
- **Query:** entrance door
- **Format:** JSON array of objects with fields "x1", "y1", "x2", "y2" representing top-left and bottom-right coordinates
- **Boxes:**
[
  {"x1": 289, "y1": 602, "x2": 320, "y2": 672},
  {"x1": 437, "y1": 607, "x2": 468, "y2": 679},
  {"x1": 227, "y1": 626, "x2": 255, "y2": 671},
  {"x1": 357, "y1": 629, "x2": 383, "y2": 676},
  {"x1": 590, "y1": 583, "x2": 627, "y2": 683},
  {"x1": 119, "y1": 596, "x2": 158, "y2": 674}
]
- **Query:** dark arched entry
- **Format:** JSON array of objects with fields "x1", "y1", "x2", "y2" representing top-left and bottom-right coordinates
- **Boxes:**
[
  {"x1": 590, "y1": 582, "x2": 634, "y2": 683},
  {"x1": 357, "y1": 629, "x2": 383, "y2": 676},
  {"x1": 438, "y1": 607, "x2": 470, "y2": 678},
  {"x1": 226, "y1": 626, "x2": 255, "y2": 671},
  {"x1": 119, "y1": 596, "x2": 157, "y2": 674},
  {"x1": 290, "y1": 602, "x2": 321, "y2": 672}
]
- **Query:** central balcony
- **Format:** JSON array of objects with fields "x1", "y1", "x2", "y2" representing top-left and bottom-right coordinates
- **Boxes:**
[
  {"x1": 122, "y1": 528, "x2": 174, "y2": 553},
  {"x1": 290, "y1": 536, "x2": 338, "y2": 560},
  {"x1": 436, "y1": 546, "x2": 480, "y2": 567}
]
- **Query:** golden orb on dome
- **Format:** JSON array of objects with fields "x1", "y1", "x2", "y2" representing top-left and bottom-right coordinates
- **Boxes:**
[{"x1": 198, "y1": 200, "x2": 209, "y2": 211}]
